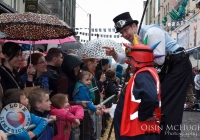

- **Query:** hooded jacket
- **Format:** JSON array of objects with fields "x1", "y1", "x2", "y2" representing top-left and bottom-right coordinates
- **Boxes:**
[
  {"x1": 116, "y1": 64, "x2": 123, "y2": 84},
  {"x1": 50, "y1": 105, "x2": 84, "y2": 140},
  {"x1": 58, "y1": 54, "x2": 83, "y2": 101},
  {"x1": 73, "y1": 81, "x2": 97, "y2": 112}
]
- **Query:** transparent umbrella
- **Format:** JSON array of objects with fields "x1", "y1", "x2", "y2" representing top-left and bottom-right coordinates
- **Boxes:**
[{"x1": 77, "y1": 38, "x2": 124, "y2": 59}]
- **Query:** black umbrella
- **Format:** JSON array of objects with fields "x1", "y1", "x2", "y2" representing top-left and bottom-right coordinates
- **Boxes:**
[{"x1": 59, "y1": 42, "x2": 82, "y2": 50}]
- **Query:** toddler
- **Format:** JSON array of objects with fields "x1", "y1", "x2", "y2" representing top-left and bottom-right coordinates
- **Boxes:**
[
  {"x1": 50, "y1": 94, "x2": 84, "y2": 140},
  {"x1": 73, "y1": 71, "x2": 102, "y2": 140}
]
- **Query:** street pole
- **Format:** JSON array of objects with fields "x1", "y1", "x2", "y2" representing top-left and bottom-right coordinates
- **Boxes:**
[
  {"x1": 89, "y1": 14, "x2": 91, "y2": 41},
  {"x1": 137, "y1": 0, "x2": 149, "y2": 35},
  {"x1": 197, "y1": 49, "x2": 199, "y2": 69},
  {"x1": 62, "y1": 0, "x2": 65, "y2": 21}
]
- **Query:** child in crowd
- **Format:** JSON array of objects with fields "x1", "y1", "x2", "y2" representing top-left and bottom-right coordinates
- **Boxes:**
[
  {"x1": 1, "y1": 88, "x2": 47, "y2": 140},
  {"x1": 28, "y1": 88, "x2": 57, "y2": 140},
  {"x1": 73, "y1": 71, "x2": 102, "y2": 140},
  {"x1": 50, "y1": 94, "x2": 84, "y2": 140},
  {"x1": 104, "y1": 68, "x2": 120, "y2": 101}
]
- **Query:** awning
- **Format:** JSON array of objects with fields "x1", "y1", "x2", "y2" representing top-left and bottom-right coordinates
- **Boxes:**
[{"x1": 0, "y1": 1, "x2": 17, "y2": 13}]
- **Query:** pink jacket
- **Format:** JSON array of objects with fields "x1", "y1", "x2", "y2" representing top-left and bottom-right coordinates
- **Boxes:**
[{"x1": 50, "y1": 105, "x2": 84, "y2": 140}]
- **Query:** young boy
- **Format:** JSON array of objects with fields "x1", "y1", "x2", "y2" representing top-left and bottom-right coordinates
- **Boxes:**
[
  {"x1": 113, "y1": 37, "x2": 161, "y2": 140},
  {"x1": 1, "y1": 88, "x2": 48, "y2": 140},
  {"x1": 28, "y1": 88, "x2": 57, "y2": 140}
]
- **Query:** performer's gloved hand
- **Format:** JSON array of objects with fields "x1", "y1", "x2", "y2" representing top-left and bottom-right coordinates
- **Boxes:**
[{"x1": 146, "y1": 114, "x2": 159, "y2": 121}]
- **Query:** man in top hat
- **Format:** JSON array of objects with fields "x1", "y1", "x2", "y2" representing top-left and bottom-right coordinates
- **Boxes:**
[{"x1": 103, "y1": 12, "x2": 192, "y2": 140}]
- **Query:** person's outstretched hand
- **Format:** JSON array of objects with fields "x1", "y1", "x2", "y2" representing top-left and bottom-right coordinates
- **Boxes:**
[
  {"x1": 102, "y1": 108, "x2": 111, "y2": 114},
  {"x1": 102, "y1": 46, "x2": 118, "y2": 60}
]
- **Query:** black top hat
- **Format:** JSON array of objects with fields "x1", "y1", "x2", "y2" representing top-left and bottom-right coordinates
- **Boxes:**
[{"x1": 113, "y1": 12, "x2": 139, "y2": 33}]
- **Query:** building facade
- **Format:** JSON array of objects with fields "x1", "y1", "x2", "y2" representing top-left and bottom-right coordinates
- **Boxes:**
[
  {"x1": 1, "y1": 0, "x2": 76, "y2": 27},
  {"x1": 144, "y1": 0, "x2": 200, "y2": 67}
]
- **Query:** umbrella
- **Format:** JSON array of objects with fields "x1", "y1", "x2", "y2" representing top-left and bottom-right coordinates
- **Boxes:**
[
  {"x1": 0, "y1": 36, "x2": 76, "y2": 45},
  {"x1": 58, "y1": 42, "x2": 82, "y2": 51},
  {"x1": 0, "y1": 12, "x2": 75, "y2": 41},
  {"x1": 77, "y1": 38, "x2": 124, "y2": 59}
]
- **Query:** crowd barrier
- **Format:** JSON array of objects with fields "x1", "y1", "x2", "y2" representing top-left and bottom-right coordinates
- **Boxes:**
[{"x1": 5, "y1": 94, "x2": 116, "y2": 140}]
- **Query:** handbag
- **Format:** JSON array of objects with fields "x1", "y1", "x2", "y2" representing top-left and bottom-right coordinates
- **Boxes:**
[{"x1": 23, "y1": 84, "x2": 40, "y2": 97}]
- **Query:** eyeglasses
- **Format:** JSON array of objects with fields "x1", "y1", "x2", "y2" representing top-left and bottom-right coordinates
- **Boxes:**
[
  {"x1": 37, "y1": 61, "x2": 47, "y2": 65},
  {"x1": 115, "y1": 20, "x2": 127, "y2": 28}
]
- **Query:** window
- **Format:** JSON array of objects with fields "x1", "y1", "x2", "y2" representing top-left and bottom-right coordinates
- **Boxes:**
[
  {"x1": 158, "y1": 14, "x2": 160, "y2": 25},
  {"x1": 158, "y1": 0, "x2": 160, "y2": 11},
  {"x1": 103, "y1": 28, "x2": 106, "y2": 32},
  {"x1": 112, "y1": 28, "x2": 115, "y2": 32},
  {"x1": 108, "y1": 28, "x2": 111, "y2": 32},
  {"x1": 95, "y1": 28, "x2": 98, "y2": 32}
]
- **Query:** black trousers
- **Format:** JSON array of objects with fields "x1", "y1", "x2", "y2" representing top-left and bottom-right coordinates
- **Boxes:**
[{"x1": 159, "y1": 52, "x2": 192, "y2": 140}]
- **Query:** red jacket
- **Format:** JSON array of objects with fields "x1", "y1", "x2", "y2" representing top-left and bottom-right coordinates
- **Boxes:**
[
  {"x1": 50, "y1": 105, "x2": 84, "y2": 140},
  {"x1": 121, "y1": 67, "x2": 161, "y2": 136}
]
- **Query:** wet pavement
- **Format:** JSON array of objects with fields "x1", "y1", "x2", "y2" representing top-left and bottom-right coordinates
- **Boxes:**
[{"x1": 181, "y1": 111, "x2": 200, "y2": 140}]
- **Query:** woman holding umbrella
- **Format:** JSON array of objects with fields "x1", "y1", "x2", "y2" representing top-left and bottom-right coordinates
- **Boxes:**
[
  {"x1": 0, "y1": 42, "x2": 35, "y2": 92},
  {"x1": 20, "y1": 53, "x2": 49, "y2": 89}
]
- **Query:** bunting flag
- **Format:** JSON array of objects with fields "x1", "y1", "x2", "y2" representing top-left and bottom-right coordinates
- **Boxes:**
[
  {"x1": 178, "y1": 5, "x2": 186, "y2": 17},
  {"x1": 168, "y1": 8, "x2": 181, "y2": 21}
]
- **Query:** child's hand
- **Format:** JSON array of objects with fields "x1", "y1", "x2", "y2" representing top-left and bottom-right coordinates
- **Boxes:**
[
  {"x1": 0, "y1": 130, "x2": 7, "y2": 140},
  {"x1": 50, "y1": 115, "x2": 57, "y2": 121},
  {"x1": 82, "y1": 101, "x2": 89, "y2": 108},
  {"x1": 74, "y1": 119, "x2": 80, "y2": 126},
  {"x1": 95, "y1": 109, "x2": 101, "y2": 115},
  {"x1": 100, "y1": 73, "x2": 106, "y2": 82},
  {"x1": 96, "y1": 104, "x2": 103, "y2": 110},
  {"x1": 71, "y1": 122, "x2": 77, "y2": 129},
  {"x1": 28, "y1": 131, "x2": 36, "y2": 138}
]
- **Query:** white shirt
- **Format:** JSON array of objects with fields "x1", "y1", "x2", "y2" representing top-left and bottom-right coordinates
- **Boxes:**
[{"x1": 116, "y1": 27, "x2": 166, "y2": 65}]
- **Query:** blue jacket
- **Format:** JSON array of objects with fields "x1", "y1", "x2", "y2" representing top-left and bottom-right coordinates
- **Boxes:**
[
  {"x1": 30, "y1": 108, "x2": 55, "y2": 140},
  {"x1": 20, "y1": 72, "x2": 49, "y2": 89},
  {"x1": 0, "y1": 113, "x2": 47, "y2": 140},
  {"x1": 73, "y1": 81, "x2": 97, "y2": 112},
  {"x1": 116, "y1": 64, "x2": 123, "y2": 84}
]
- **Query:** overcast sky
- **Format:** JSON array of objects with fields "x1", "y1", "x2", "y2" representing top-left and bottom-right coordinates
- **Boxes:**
[{"x1": 75, "y1": 0, "x2": 144, "y2": 29}]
